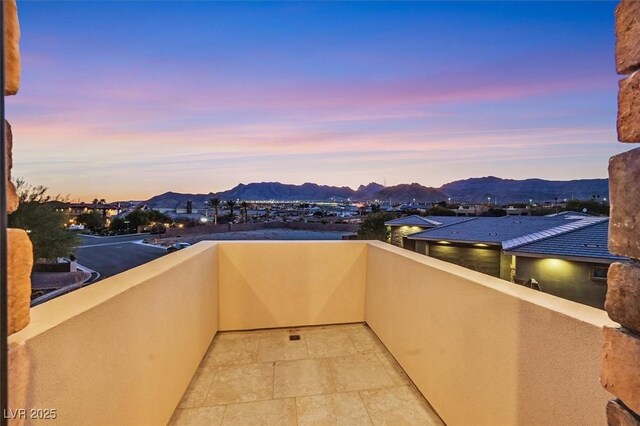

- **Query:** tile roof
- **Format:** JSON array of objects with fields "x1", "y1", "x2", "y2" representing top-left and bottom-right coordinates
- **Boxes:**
[
  {"x1": 502, "y1": 216, "x2": 606, "y2": 250},
  {"x1": 425, "y1": 216, "x2": 477, "y2": 226},
  {"x1": 544, "y1": 211, "x2": 593, "y2": 218},
  {"x1": 384, "y1": 215, "x2": 436, "y2": 227},
  {"x1": 408, "y1": 216, "x2": 583, "y2": 244},
  {"x1": 384, "y1": 215, "x2": 471, "y2": 227},
  {"x1": 504, "y1": 220, "x2": 625, "y2": 262}
]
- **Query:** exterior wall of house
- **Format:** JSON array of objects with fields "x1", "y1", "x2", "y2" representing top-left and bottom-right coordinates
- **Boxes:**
[
  {"x1": 389, "y1": 225, "x2": 425, "y2": 247},
  {"x1": 499, "y1": 253, "x2": 513, "y2": 281},
  {"x1": 515, "y1": 257, "x2": 608, "y2": 309},
  {"x1": 414, "y1": 240, "x2": 429, "y2": 255},
  {"x1": 402, "y1": 237, "x2": 417, "y2": 252},
  {"x1": 428, "y1": 243, "x2": 501, "y2": 277}
]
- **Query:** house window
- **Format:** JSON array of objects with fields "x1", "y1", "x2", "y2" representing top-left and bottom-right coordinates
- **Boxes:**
[{"x1": 591, "y1": 265, "x2": 609, "y2": 281}]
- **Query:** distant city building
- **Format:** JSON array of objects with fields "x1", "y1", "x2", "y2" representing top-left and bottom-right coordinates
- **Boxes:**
[{"x1": 56, "y1": 202, "x2": 123, "y2": 219}]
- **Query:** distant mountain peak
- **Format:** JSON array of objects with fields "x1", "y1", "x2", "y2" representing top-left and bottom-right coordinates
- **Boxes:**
[{"x1": 141, "y1": 177, "x2": 609, "y2": 208}]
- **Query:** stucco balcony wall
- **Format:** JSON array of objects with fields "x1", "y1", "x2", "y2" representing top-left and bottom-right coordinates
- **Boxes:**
[
  {"x1": 365, "y1": 242, "x2": 615, "y2": 426},
  {"x1": 218, "y1": 241, "x2": 367, "y2": 330},
  {"x1": 8, "y1": 243, "x2": 220, "y2": 426},
  {"x1": 8, "y1": 241, "x2": 614, "y2": 425}
]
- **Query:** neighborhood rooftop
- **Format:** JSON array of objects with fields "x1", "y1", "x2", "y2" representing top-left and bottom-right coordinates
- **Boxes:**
[
  {"x1": 504, "y1": 220, "x2": 625, "y2": 263},
  {"x1": 384, "y1": 215, "x2": 473, "y2": 227},
  {"x1": 407, "y1": 216, "x2": 595, "y2": 245}
]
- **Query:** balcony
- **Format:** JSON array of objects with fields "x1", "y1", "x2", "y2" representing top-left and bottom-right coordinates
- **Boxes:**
[{"x1": 8, "y1": 241, "x2": 614, "y2": 425}]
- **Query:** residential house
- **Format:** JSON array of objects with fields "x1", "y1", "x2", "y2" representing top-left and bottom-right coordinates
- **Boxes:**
[
  {"x1": 407, "y1": 215, "x2": 618, "y2": 308},
  {"x1": 384, "y1": 215, "x2": 472, "y2": 249},
  {"x1": 503, "y1": 220, "x2": 624, "y2": 309}
]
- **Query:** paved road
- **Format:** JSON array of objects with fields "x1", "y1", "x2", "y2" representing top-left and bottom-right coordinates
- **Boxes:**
[{"x1": 76, "y1": 234, "x2": 167, "y2": 279}]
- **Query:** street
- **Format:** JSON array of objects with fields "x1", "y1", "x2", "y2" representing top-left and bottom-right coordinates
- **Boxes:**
[{"x1": 75, "y1": 234, "x2": 167, "y2": 279}]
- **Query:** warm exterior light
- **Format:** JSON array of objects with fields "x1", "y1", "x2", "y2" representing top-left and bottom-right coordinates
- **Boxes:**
[
  {"x1": 541, "y1": 258, "x2": 569, "y2": 270},
  {"x1": 474, "y1": 243, "x2": 489, "y2": 247},
  {"x1": 437, "y1": 240, "x2": 450, "y2": 244}
]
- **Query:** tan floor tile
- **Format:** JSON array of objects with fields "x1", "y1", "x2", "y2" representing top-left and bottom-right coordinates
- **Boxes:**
[
  {"x1": 257, "y1": 331, "x2": 309, "y2": 362},
  {"x1": 204, "y1": 363, "x2": 274, "y2": 405},
  {"x1": 174, "y1": 325, "x2": 441, "y2": 426},
  {"x1": 296, "y1": 391, "x2": 373, "y2": 426},
  {"x1": 348, "y1": 326, "x2": 386, "y2": 353},
  {"x1": 361, "y1": 386, "x2": 444, "y2": 425},
  {"x1": 180, "y1": 366, "x2": 217, "y2": 408},
  {"x1": 170, "y1": 406, "x2": 226, "y2": 426},
  {"x1": 204, "y1": 333, "x2": 260, "y2": 366},
  {"x1": 305, "y1": 330, "x2": 357, "y2": 358},
  {"x1": 221, "y1": 398, "x2": 296, "y2": 426},
  {"x1": 328, "y1": 353, "x2": 394, "y2": 392},
  {"x1": 376, "y1": 351, "x2": 411, "y2": 386},
  {"x1": 274, "y1": 358, "x2": 335, "y2": 398}
]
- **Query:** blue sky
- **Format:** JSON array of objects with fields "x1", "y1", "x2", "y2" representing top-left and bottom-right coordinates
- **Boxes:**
[{"x1": 8, "y1": 1, "x2": 623, "y2": 200}]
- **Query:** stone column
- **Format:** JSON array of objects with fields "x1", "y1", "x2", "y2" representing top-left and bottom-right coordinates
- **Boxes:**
[
  {"x1": 3, "y1": 0, "x2": 29, "y2": 335},
  {"x1": 602, "y1": 1, "x2": 640, "y2": 424},
  {"x1": 4, "y1": 3, "x2": 32, "y2": 424}
]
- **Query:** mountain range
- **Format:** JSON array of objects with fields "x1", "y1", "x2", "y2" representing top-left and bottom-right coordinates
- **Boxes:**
[{"x1": 141, "y1": 176, "x2": 609, "y2": 209}]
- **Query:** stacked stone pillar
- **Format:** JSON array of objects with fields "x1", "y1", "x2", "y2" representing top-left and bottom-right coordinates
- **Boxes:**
[
  {"x1": 602, "y1": 1, "x2": 640, "y2": 424},
  {"x1": 4, "y1": 0, "x2": 32, "y2": 421},
  {"x1": 4, "y1": 0, "x2": 30, "y2": 334}
]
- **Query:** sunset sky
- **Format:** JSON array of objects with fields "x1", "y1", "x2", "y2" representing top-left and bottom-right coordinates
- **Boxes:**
[{"x1": 8, "y1": 1, "x2": 624, "y2": 201}]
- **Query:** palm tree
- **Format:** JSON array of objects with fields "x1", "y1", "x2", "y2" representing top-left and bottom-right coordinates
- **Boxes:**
[
  {"x1": 209, "y1": 198, "x2": 221, "y2": 225},
  {"x1": 240, "y1": 201, "x2": 249, "y2": 223},
  {"x1": 226, "y1": 199, "x2": 237, "y2": 222}
]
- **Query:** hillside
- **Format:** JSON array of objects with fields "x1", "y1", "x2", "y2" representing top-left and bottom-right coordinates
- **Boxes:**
[
  {"x1": 440, "y1": 176, "x2": 609, "y2": 203},
  {"x1": 374, "y1": 183, "x2": 447, "y2": 203},
  {"x1": 141, "y1": 177, "x2": 609, "y2": 208}
]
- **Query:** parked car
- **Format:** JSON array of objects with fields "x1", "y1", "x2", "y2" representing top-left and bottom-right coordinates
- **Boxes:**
[{"x1": 166, "y1": 242, "x2": 191, "y2": 253}]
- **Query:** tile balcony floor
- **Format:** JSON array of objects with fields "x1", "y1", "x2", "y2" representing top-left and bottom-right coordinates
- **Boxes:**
[{"x1": 170, "y1": 323, "x2": 444, "y2": 426}]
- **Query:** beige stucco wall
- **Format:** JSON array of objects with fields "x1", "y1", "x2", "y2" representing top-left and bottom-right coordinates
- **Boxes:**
[
  {"x1": 516, "y1": 257, "x2": 608, "y2": 309},
  {"x1": 7, "y1": 241, "x2": 614, "y2": 425},
  {"x1": 365, "y1": 241, "x2": 615, "y2": 426},
  {"x1": 218, "y1": 241, "x2": 367, "y2": 330},
  {"x1": 8, "y1": 242, "x2": 219, "y2": 426}
]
